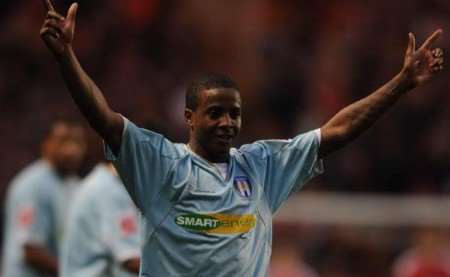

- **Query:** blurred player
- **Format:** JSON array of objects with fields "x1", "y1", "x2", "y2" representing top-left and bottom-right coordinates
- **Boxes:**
[
  {"x1": 1, "y1": 119, "x2": 86, "y2": 276},
  {"x1": 61, "y1": 162, "x2": 141, "y2": 277},
  {"x1": 39, "y1": 1, "x2": 444, "y2": 276}
]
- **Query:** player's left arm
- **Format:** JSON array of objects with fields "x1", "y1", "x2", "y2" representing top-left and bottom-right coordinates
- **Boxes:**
[{"x1": 319, "y1": 29, "x2": 444, "y2": 158}]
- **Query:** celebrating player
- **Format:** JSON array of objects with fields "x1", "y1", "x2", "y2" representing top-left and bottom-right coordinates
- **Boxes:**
[{"x1": 39, "y1": 1, "x2": 444, "y2": 276}]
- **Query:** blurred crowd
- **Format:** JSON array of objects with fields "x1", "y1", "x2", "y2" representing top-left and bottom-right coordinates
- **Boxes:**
[
  {"x1": 270, "y1": 223, "x2": 450, "y2": 277},
  {"x1": 1, "y1": 0, "x2": 450, "y2": 276}
]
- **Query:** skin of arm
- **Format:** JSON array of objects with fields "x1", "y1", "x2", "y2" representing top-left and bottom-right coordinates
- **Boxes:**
[
  {"x1": 24, "y1": 243, "x2": 58, "y2": 276},
  {"x1": 40, "y1": 1, "x2": 123, "y2": 153},
  {"x1": 58, "y1": 47, "x2": 123, "y2": 152},
  {"x1": 319, "y1": 30, "x2": 444, "y2": 158},
  {"x1": 122, "y1": 257, "x2": 141, "y2": 273}
]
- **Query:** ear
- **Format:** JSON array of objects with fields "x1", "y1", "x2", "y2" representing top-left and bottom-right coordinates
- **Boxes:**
[
  {"x1": 185, "y1": 108, "x2": 193, "y2": 128},
  {"x1": 41, "y1": 138, "x2": 53, "y2": 159}
]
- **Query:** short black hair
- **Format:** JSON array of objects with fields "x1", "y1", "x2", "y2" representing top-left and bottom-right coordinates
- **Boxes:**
[{"x1": 185, "y1": 73, "x2": 240, "y2": 110}]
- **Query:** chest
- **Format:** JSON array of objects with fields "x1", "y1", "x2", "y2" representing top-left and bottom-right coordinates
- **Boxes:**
[
  {"x1": 167, "y1": 162, "x2": 267, "y2": 234},
  {"x1": 177, "y1": 162, "x2": 258, "y2": 207}
]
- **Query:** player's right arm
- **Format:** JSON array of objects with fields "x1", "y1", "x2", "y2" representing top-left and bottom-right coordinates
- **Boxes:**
[
  {"x1": 39, "y1": 0, "x2": 123, "y2": 153},
  {"x1": 122, "y1": 258, "x2": 141, "y2": 273}
]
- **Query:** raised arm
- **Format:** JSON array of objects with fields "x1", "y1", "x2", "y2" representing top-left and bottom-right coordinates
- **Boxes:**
[
  {"x1": 39, "y1": 0, "x2": 123, "y2": 152},
  {"x1": 319, "y1": 30, "x2": 444, "y2": 158}
]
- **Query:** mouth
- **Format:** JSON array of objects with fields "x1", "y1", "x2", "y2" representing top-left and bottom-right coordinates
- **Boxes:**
[{"x1": 215, "y1": 134, "x2": 234, "y2": 145}]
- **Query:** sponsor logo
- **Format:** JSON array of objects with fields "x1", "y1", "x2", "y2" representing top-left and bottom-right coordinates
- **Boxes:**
[
  {"x1": 175, "y1": 213, "x2": 256, "y2": 234},
  {"x1": 234, "y1": 176, "x2": 252, "y2": 198}
]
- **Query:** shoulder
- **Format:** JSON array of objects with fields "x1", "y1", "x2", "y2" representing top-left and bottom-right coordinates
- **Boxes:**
[
  {"x1": 123, "y1": 118, "x2": 188, "y2": 160},
  {"x1": 235, "y1": 139, "x2": 288, "y2": 159},
  {"x1": 7, "y1": 160, "x2": 58, "y2": 201},
  {"x1": 76, "y1": 165, "x2": 113, "y2": 199},
  {"x1": 238, "y1": 130, "x2": 320, "y2": 156},
  {"x1": 235, "y1": 142, "x2": 267, "y2": 157},
  {"x1": 69, "y1": 169, "x2": 109, "y2": 217},
  {"x1": 78, "y1": 165, "x2": 131, "y2": 203},
  {"x1": 11, "y1": 160, "x2": 55, "y2": 185}
]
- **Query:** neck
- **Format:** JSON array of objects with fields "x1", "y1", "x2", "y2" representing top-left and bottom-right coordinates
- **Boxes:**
[{"x1": 187, "y1": 140, "x2": 229, "y2": 163}]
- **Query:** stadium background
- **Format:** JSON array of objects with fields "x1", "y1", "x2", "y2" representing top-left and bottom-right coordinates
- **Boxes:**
[{"x1": 1, "y1": 0, "x2": 449, "y2": 275}]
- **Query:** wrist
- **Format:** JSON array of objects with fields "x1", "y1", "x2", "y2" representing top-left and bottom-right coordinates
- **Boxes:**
[
  {"x1": 55, "y1": 44, "x2": 73, "y2": 64},
  {"x1": 396, "y1": 69, "x2": 417, "y2": 92}
]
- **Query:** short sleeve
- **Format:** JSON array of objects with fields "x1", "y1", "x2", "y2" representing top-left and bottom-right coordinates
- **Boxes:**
[
  {"x1": 103, "y1": 205, "x2": 140, "y2": 263},
  {"x1": 241, "y1": 129, "x2": 323, "y2": 213},
  {"x1": 15, "y1": 194, "x2": 52, "y2": 246},
  {"x1": 104, "y1": 117, "x2": 180, "y2": 213}
]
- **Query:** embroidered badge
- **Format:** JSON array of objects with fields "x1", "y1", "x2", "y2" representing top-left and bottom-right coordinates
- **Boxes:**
[
  {"x1": 234, "y1": 176, "x2": 252, "y2": 198},
  {"x1": 18, "y1": 206, "x2": 34, "y2": 228},
  {"x1": 120, "y1": 213, "x2": 137, "y2": 236}
]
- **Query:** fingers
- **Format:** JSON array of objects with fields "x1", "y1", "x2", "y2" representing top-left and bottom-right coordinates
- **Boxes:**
[
  {"x1": 42, "y1": 1, "x2": 77, "y2": 23},
  {"x1": 44, "y1": 10, "x2": 65, "y2": 31},
  {"x1": 420, "y1": 29, "x2": 443, "y2": 50},
  {"x1": 47, "y1": 11, "x2": 65, "y2": 21},
  {"x1": 432, "y1": 48, "x2": 444, "y2": 58},
  {"x1": 431, "y1": 64, "x2": 444, "y2": 73},
  {"x1": 429, "y1": 47, "x2": 444, "y2": 73},
  {"x1": 44, "y1": 18, "x2": 63, "y2": 31},
  {"x1": 40, "y1": 26, "x2": 60, "y2": 39},
  {"x1": 41, "y1": 18, "x2": 62, "y2": 40},
  {"x1": 430, "y1": 57, "x2": 444, "y2": 71},
  {"x1": 43, "y1": 0, "x2": 55, "y2": 12},
  {"x1": 430, "y1": 57, "x2": 444, "y2": 67},
  {"x1": 406, "y1": 32, "x2": 416, "y2": 56},
  {"x1": 41, "y1": 15, "x2": 63, "y2": 40},
  {"x1": 66, "y1": 3, "x2": 78, "y2": 24}
]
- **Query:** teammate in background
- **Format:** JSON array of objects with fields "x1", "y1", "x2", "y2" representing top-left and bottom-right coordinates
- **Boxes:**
[
  {"x1": 1, "y1": 119, "x2": 86, "y2": 277},
  {"x1": 61, "y1": 162, "x2": 141, "y2": 277},
  {"x1": 40, "y1": 1, "x2": 444, "y2": 276}
]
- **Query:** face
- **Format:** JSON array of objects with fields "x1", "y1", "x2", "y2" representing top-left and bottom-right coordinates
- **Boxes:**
[
  {"x1": 43, "y1": 123, "x2": 87, "y2": 176},
  {"x1": 186, "y1": 88, "x2": 242, "y2": 162}
]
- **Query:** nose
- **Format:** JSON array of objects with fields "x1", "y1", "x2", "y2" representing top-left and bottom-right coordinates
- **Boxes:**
[
  {"x1": 58, "y1": 142, "x2": 86, "y2": 166},
  {"x1": 219, "y1": 113, "x2": 234, "y2": 127}
]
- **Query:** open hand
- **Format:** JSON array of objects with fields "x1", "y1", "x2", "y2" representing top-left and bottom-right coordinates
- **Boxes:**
[
  {"x1": 40, "y1": 0, "x2": 78, "y2": 58},
  {"x1": 402, "y1": 29, "x2": 444, "y2": 87}
]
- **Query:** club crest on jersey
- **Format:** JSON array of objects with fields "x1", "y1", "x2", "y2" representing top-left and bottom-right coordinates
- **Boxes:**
[{"x1": 234, "y1": 176, "x2": 252, "y2": 198}]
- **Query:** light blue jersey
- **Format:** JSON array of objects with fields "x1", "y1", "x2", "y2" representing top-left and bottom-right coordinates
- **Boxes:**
[
  {"x1": 1, "y1": 160, "x2": 79, "y2": 277},
  {"x1": 62, "y1": 164, "x2": 140, "y2": 277},
  {"x1": 106, "y1": 118, "x2": 323, "y2": 277}
]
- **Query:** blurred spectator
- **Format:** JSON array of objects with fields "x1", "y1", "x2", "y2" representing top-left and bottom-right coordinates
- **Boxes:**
[
  {"x1": 270, "y1": 224, "x2": 318, "y2": 277},
  {"x1": 392, "y1": 227, "x2": 450, "y2": 277}
]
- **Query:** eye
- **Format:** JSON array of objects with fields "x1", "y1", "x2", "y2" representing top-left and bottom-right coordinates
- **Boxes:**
[
  {"x1": 208, "y1": 109, "x2": 221, "y2": 119},
  {"x1": 230, "y1": 109, "x2": 241, "y2": 119}
]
